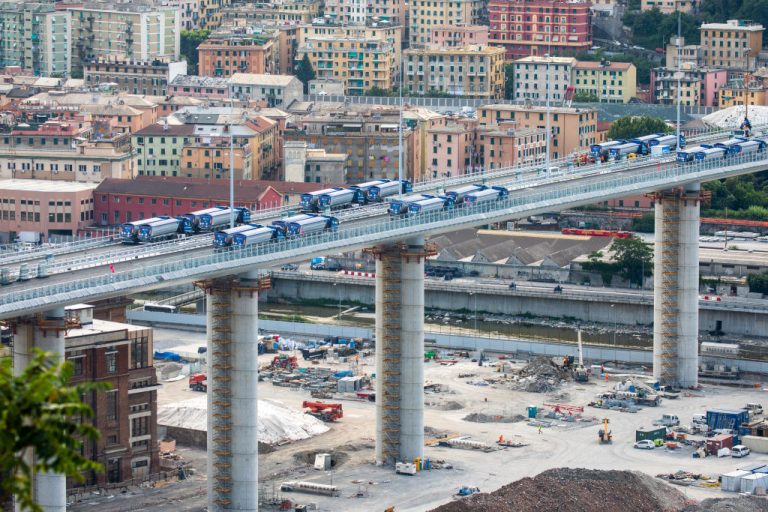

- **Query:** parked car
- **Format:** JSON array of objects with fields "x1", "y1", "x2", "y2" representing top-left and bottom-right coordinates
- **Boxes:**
[
  {"x1": 509, "y1": 282, "x2": 517, "y2": 289},
  {"x1": 281, "y1": 263, "x2": 298, "y2": 271},
  {"x1": 732, "y1": 445, "x2": 751, "y2": 458},
  {"x1": 634, "y1": 440, "x2": 656, "y2": 450}
]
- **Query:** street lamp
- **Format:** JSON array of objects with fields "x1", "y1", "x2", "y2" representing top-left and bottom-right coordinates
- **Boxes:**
[
  {"x1": 610, "y1": 303, "x2": 617, "y2": 366},
  {"x1": 225, "y1": 123, "x2": 235, "y2": 228},
  {"x1": 469, "y1": 291, "x2": 477, "y2": 332},
  {"x1": 333, "y1": 282, "x2": 341, "y2": 320},
  {"x1": 544, "y1": 53, "x2": 552, "y2": 176}
]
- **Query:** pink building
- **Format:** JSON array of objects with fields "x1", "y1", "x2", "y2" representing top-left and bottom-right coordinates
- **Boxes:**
[
  {"x1": 168, "y1": 75, "x2": 230, "y2": 100},
  {"x1": 427, "y1": 117, "x2": 478, "y2": 177},
  {"x1": 650, "y1": 66, "x2": 728, "y2": 107},
  {"x1": 430, "y1": 24, "x2": 490, "y2": 47},
  {"x1": 0, "y1": 179, "x2": 97, "y2": 243}
]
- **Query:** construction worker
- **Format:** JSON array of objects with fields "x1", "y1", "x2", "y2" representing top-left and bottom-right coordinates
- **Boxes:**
[{"x1": 538, "y1": 426, "x2": 543, "y2": 435}]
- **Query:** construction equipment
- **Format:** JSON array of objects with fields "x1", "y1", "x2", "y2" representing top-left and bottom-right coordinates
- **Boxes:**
[
  {"x1": 496, "y1": 435, "x2": 527, "y2": 448},
  {"x1": 302, "y1": 401, "x2": 343, "y2": 422},
  {"x1": 270, "y1": 354, "x2": 299, "y2": 370},
  {"x1": 395, "y1": 462, "x2": 417, "y2": 475},
  {"x1": 598, "y1": 418, "x2": 612, "y2": 444},
  {"x1": 457, "y1": 486, "x2": 480, "y2": 497},
  {"x1": 574, "y1": 329, "x2": 589, "y2": 382},
  {"x1": 188, "y1": 373, "x2": 207, "y2": 392}
]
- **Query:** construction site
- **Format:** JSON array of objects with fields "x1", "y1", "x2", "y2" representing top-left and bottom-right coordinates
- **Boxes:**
[{"x1": 66, "y1": 321, "x2": 768, "y2": 512}]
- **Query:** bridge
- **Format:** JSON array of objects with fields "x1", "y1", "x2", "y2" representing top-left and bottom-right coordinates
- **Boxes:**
[{"x1": 3, "y1": 130, "x2": 768, "y2": 511}]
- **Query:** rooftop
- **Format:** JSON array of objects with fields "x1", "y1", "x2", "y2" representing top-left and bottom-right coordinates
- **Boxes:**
[
  {"x1": 405, "y1": 45, "x2": 504, "y2": 56},
  {"x1": 514, "y1": 56, "x2": 578, "y2": 65},
  {"x1": 479, "y1": 103, "x2": 597, "y2": 115},
  {"x1": 701, "y1": 19, "x2": 765, "y2": 31},
  {"x1": 170, "y1": 75, "x2": 230, "y2": 88},
  {"x1": 133, "y1": 123, "x2": 196, "y2": 137},
  {"x1": 0, "y1": 179, "x2": 98, "y2": 193},
  {"x1": 97, "y1": 177, "x2": 281, "y2": 202},
  {"x1": 229, "y1": 73, "x2": 299, "y2": 86},
  {"x1": 574, "y1": 61, "x2": 634, "y2": 71}
]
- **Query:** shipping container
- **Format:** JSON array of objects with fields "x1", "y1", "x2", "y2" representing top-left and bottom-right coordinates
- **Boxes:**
[
  {"x1": 721, "y1": 470, "x2": 751, "y2": 492},
  {"x1": 707, "y1": 409, "x2": 749, "y2": 432},
  {"x1": 740, "y1": 473, "x2": 768, "y2": 494},
  {"x1": 706, "y1": 433, "x2": 734, "y2": 455},
  {"x1": 635, "y1": 427, "x2": 667, "y2": 442},
  {"x1": 742, "y1": 435, "x2": 768, "y2": 454}
]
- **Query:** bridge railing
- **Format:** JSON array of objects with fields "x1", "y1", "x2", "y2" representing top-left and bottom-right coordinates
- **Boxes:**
[{"x1": 4, "y1": 150, "x2": 768, "y2": 314}]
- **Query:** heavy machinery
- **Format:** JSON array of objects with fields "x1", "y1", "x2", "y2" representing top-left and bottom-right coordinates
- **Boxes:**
[
  {"x1": 574, "y1": 329, "x2": 589, "y2": 383},
  {"x1": 189, "y1": 373, "x2": 207, "y2": 392},
  {"x1": 270, "y1": 354, "x2": 299, "y2": 370},
  {"x1": 598, "y1": 418, "x2": 612, "y2": 444},
  {"x1": 302, "y1": 401, "x2": 344, "y2": 422}
]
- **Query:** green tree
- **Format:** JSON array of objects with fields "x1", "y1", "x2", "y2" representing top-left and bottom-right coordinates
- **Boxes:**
[
  {"x1": 0, "y1": 350, "x2": 105, "y2": 511},
  {"x1": 573, "y1": 91, "x2": 599, "y2": 102},
  {"x1": 622, "y1": 9, "x2": 700, "y2": 49},
  {"x1": 607, "y1": 115, "x2": 671, "y2": 140},
  {"x1": 612, "y1": 236, "x2": 653, "y2": 287},
  {"x1": 504, "y1": 63, "x2": 515, "y2": 100},
  {"x1": 365, "y1": 86, "x2": 393, "y2": 97},
  {"x1": 180, "y1": 29, "x2": 210, "y2": 75},
  {"x1": 748, "y1": 272, "x2": 768, "y2": 294},
  {"x1": 295, "y1": 54, "x2": 316, "y2": 94}
]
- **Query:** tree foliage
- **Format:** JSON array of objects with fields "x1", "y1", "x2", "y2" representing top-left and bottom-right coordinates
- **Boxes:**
[
  {"x1": 622, "y1": 9, "x2": 700, "y2": 49},
  {"x1": 180, "y1": 29, "x2": 210, "y2": 75},
  {"x1": 295, "y1": 54, "x2": 316, "y2": 94},
  {"x1": 700, "y1": 0, "x2": 768, "y2": 30},
  {"x1": 612, "y1": 236, "x2": 653, "y2": 287},
  {"x1": 573, "y1": 91, "x2": 599, "y2": 102},
  {"x1": 0, "y1": 350, "x2": 106, "y2": 511},
  {"x1": 504, "y1": 64, "x2": 515, "y2": 100},
  {"x1": 748, "y1": 272, "x2": 768, "y2": 294},
  {"x1": 632, "y1": 213, "x2": 655, "y2": 233},
  {"x1": 607, "y1": 115, "x2": 671, "y2": 140}
]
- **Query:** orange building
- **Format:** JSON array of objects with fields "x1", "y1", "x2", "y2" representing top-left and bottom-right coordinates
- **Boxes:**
[
  {"x1": 198, "y1": 34, "x2": 277, "y2": 78},
  {"x1": 180, "y1": 138, "x2": 254, "y2": 180}
]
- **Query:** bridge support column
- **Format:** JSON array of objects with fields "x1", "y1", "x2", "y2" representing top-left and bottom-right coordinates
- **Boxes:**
[
  {"x1": 371, "y1": 238, "x2": 433, "y2": 465},
  {"x1": 653, "y1": 185, "x2": 701, "y2": 388},
  {"x1": 200, "y1": 272, "x2": 267, "y2": 511}
]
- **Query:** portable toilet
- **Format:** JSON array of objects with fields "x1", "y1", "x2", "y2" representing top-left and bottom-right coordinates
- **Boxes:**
[{"x1": 527, "y1": 405, "x2": 538, "y2": 419}]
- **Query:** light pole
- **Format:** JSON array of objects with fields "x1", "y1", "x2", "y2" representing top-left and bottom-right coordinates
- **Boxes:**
[
  {"x1": 544, "y1": 53, "x2": 551, "y2": 176},
  {"x1": 333, "y1": 282, "x2": 341, "y2": 320},
  {"x1": 610, "y1": 303, "x2": 617, "y2": 366},
  {"x1": 227, "y1": 123, "x2": 235, "y2": 228},
  {"x1": 743, "y1": 48, "x2": 752, "y2": 133},
  {"x1": 469, "y1": 291, "x2": 477, "y2": 332},
  {"x1": 675, "y1": 13, "x2": 682, "y2": 150}
]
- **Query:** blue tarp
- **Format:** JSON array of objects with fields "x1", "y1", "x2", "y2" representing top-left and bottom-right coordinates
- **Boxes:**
[{"x1": 154, "y1": 350, "x2": 182, "y2": 362}]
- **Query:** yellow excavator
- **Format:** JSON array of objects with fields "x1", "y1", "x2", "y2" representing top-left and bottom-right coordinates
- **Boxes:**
[{"x1": 598, "y1": 418, "x2": 612, "y2": 444}]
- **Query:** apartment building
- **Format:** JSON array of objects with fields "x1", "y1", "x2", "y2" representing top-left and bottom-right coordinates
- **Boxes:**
[
  {"x1": 665, "y1": 36, "x2": 702, "y2": 68},
  {"x1": 0, "y1": 120, "x2": 135, "y2": 182},
  {"x1": 167, "y1": 0, "x2": 202, "y2": 30},
  {"x1": 284, "y1": 140, "x2": 349, "y2": 183},
  {"x1": 84, "y1": 59, "x2": 187, "y2": 96},
  {"x1": 199, "y1": 0, "x2": 229, "y2": 30},
  {"x1": 285, "y1": 110, "x2": 418, "y2": 182},
  {"x1": 308, "y1": 78, "x2": 346, "y2": 95},
  {"x1": 169, "y1": 75, "x2": 230, "y2": 99},
  {"x1": 221, "y1": 0, "x2": 320, "y2": 26},
  {"x1": 719, "y1": 78, "x2": 767, "y2": 109},
  {"x1": 403, "y1": 45, "x2": 506, "y2": 99},
  {"x1": 0, "y1": 1, "x2": 71, "y2": 77},
  {"x1": 477, "y1": 103, "x2": 598, "y2": 159},
  {"x1": 324, "y1": 0, "x2": 405, "y2": 25},
  {"x1": 228, "y1": 73, "x2": 303, "y2": 106},
  {"x1": 0, "y1": 179, "x2": 96, "y2": 242},
  {"x1": 94, "y1": 177, "x2": 283, "y2": 227},
  {"x1": 488, "y1": 0, "x2": 592, "y2": 60},
  {"x1": 133, "y1": 123, "x2": 195, "y2": 177},
  {"x1": 641, "y1": 0, "x2": 693, "y2": 14},
  {"x1": 409, "y1": 0, "x2": 485, "y2": 46},
  {"x1": 430, "y1": 24, "x2": 490, "y2": 47},
  {"x1": 198, "y1": 31, "x2": 278, "y2": 78},
  {"x1": 296, "y1": 22, "x2": 401, "y2": 95},
  {"x1": 572, "y1": 60, "x2": 637, "y2": 103},
  {"x1": 512, "y1": 55, "x2": 575, "y2": 101},
  {"x1": 650, "y1": 65, "x2": 727, "y2": 106},
  {"x1": 63, "y1": 305, "x2": 159, "y2": 487},
  {"x1": 67, "y1": 3, "x2": 181, "y2": 73},
  {"x1": 180, "y1": 129, "x2": 255, "y2": 180},
  {"x1": 700, "y1": 19, "x2": 763, "y2": 71}
]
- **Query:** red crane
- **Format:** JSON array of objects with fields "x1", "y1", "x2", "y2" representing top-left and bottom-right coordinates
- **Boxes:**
[{"x1": 302, "y1": 401, "x2": 344, "y2": 422}]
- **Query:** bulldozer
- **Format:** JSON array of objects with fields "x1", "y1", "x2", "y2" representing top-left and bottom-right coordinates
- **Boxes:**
[{"x1": 598, "y1": 418, "x2": 612, "y2": 444}]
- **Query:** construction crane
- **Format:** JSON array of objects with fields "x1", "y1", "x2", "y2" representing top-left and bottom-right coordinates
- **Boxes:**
[
  {"x1": 574, "y1": 329, "x2": 589, "y2": 383},
  {"x1": 302, "y1": 401, "x2": 344, "y2": 422},
  {"x1": 598, "y1": 418, "x2": 612, "y2": 444},
  {"x1": 563, "y1": 85, "x2": 575, "y2": 108}
]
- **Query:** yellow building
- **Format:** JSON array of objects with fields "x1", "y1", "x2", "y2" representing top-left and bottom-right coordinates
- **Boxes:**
[
  {"x1": 641, "y1": 0, "x2": 693, "y2": 14},
  {"x1": 409, "y1": 0, "x2": 484, "y2": 46},
  {"x1": 572, "y1": 61, "x2": 637, "y2": 104},
  {"x1": 700, "y1": 20, "x2": 764, "y2": 70},
  {"x1": 719, "y1": 79, "x2": 767, "y2": 108},
  {"x1": 403, "y1": 45, "x2": 505, "y2": 99},
  {"x1": 296, "y1": 22, "x2": 401, "y2": 95},
  {"x1": 200, "y1": 0, "x2": 230, "y2": 30}
]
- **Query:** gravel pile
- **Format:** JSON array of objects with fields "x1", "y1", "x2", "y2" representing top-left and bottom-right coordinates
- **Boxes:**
[
  {"x1": 514, "y1": 357, "x2": 570, "y2": 393},
  {"x1": 463, "y1": 413, "x2": 526, "y2": 423},
  {"x1": 684, "y1": 497, "x2": 768, "y2": 512},
  {"x1": 430, "y1": 468, "x2": 694, "y2": 512}
]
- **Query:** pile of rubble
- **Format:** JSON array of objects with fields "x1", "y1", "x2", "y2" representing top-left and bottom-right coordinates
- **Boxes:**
[
  {"x1": 430, "y1": 468, "x2": 693, "y2": 512},
  {"x1": 463, "y1": 413, "x2": 526, "y2": 423},
  {"x1": 512, "y1": 357, "x2": 570, "y2": 393}
]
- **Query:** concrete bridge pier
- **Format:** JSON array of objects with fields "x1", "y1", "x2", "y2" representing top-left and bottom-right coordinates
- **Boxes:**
[
  {"x1": 12, "y1": 308, "x2": 68, "y2": 512},
  {"x1": 653, "y1": 184, "x2": 701, "y2": 388},
  {"x1": 200, "y1": 272, "x2": 264, "y2": 511},
  {"x1": 371, "y1": 237, "x2": 433, "y2": 465}
]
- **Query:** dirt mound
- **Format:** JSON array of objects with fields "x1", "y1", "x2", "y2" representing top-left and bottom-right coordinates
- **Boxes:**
[
  {"x1": 463, "y1": 413, "x2": 526, "y2": 423},
  {"x1": 684, "y1": 497, "x2": 768, "y2": 512},
  {"x1": 434, "y1": 400, "x2": 464, "y2": 411},
  {"x1": 430, "y1": 468, "x2": 693, "y2": 512},
  {"x1": 514, "y1": 357, "x2": 570, "y2": 393}
]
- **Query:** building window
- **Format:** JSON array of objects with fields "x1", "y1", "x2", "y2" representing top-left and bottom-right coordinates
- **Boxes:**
[
  {"x1": 132, "y1": 416, "x2": 150, "y2": 437},
  {"x1": 131, "y1": 337, "x2": 149, "y2": 369},
  {"x1": 106, "y1": 351, "x2": 117, "y2": 374},
  {"x1": 106, "y1": 390, "x2": 118, "y2": 422},
  {"x1": 107, "y1": 458, "x2": 121, "y2": 484},
  {"x1": 68, "y1": 352, "x2": 84, "y2": 376}
]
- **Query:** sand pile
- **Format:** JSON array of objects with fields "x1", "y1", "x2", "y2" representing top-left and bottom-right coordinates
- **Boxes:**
[
  {"x1": 157, "y1": 396, "x2": 329, "y2": 445},
  {"x1": 513, "y1": 357, "x2": 569, "y2": 393}
]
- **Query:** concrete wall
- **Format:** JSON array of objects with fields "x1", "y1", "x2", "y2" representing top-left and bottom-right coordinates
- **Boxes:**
[{"x1": 264, "y1": 274, "x2": 768, "y2": 337}]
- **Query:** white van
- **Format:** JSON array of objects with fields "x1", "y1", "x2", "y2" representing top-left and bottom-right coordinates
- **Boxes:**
[
  {"x1": 692, "y1": 413, "x2": 707, "y2": 425},
  {"x1": 732, "y1": 445, "x2": 751, "y2": 458},
  {"x1": 659, "y1": 414, "x2": 680, "y2": 426}
]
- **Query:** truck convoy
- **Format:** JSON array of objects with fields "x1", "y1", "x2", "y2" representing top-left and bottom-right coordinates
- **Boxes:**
[{"x1": 121, "y1": 206, "x2": 251, "y2": 243}]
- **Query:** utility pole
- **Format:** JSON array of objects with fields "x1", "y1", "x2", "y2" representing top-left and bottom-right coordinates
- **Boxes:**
[
  {"x1": 228, "y1": 123, "x2": 235, "y2": 228},
  {"x1": 675, "y1": 12, "x2": 682, "y2": 150},
  {"x1": 398, "y1": 49, "x2": 404, "y2": 198},
  {"x1": 545, "y1": 52, "x2": 551, "y2": 175}
]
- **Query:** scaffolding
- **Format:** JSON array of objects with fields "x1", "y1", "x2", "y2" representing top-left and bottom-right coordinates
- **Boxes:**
[
  {"x1": 658, "y1": 193, "x2": 680, "y2": 385},
  {"x1": 206, "y1": 279, "x2": 234, "y2": 508},
  {"x1": 379, "y1": 247, "x2": 402, "y2": 465}
]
